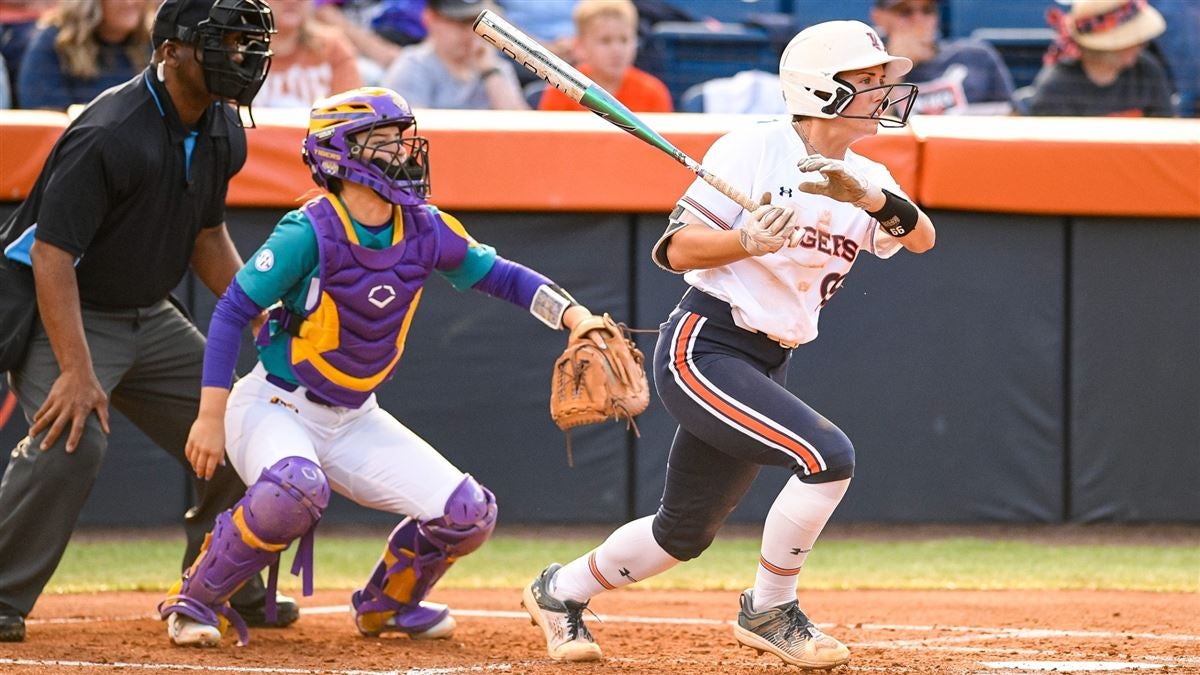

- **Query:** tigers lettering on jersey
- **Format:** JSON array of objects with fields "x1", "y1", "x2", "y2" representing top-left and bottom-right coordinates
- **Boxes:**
[{"x1": 794, "y1": 227, "x2": 859, "y2": 263}]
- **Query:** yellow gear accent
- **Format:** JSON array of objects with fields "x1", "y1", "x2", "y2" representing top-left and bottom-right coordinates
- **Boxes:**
[
  {"x1": 232, "y1": 506, "x2": 288, "y2": 553},
  {"x1": 290, "y1": 288, "x2": 422, "y2": 392}
]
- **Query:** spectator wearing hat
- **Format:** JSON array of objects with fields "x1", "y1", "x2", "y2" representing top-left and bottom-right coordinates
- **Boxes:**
[
  {"x1": 870, "y1": 0, "x2": 1014, "y2": 115},
  {"x1": 1029, "y1": 0, "x2": 1174, "y2": 117},
  {"x1": 17, "y1": 0, "x2": 153, "y2": 110},
  {"x1": 379, "y1": 0, "x2": 527, "y2": 109}
]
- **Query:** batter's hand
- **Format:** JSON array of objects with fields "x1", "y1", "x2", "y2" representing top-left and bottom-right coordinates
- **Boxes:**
[
  {"x1": 797, "y1": 155, "x2": 885, "y2": 210},
  {"x1": 31, "y1": 368, "x2": 110, "y2": 453},
  {"x1": 185, "y1": 413, "x2": 226, "y2": 480},
  {"x1": 739, "y1": 192, "x2": 799, "y2": 256}
]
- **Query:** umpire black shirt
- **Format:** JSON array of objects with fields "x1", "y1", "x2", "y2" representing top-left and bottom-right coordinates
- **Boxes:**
[{"x1": 0, "y1": 66, "x2": 247, "y2": 309}]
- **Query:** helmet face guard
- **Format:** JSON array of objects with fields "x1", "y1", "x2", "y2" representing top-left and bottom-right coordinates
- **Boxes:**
[
  {"x1": 824, "y1": 78, "x2": 918, "y2": 128},
  {"x1": 192, "y1": 0, "x2": 275, "y2": 106},
  {"x1": 303, "y1": 88, "x2": 432, "y2": 206}
]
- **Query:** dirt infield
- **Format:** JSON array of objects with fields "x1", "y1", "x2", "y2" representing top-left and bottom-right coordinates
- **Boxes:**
[{"x1": 5, "y1": 588, "x2": 1197, "y2": 674}]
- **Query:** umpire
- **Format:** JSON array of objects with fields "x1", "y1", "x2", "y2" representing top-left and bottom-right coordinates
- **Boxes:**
[{"x1": 0, "y1": 0, "x2": 294, "y2": 642}]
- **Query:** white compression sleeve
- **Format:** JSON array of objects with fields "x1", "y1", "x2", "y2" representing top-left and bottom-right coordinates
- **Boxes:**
[
  {"x1": 550, "y1": 515, "x2": 680, "y2": 603},
  {"x1": 752, "y1": 476, "x2": 850, "y2": 612}
]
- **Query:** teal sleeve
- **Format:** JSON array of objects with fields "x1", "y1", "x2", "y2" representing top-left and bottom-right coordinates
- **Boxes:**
[
  {"x1": 234, "y1": 210, "x2": 320, "y2": 309},
  {"x1": 438, "y1": 242, "x2": 497, "y2": 292}
]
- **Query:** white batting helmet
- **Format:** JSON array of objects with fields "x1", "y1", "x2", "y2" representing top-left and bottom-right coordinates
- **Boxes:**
[{"x1": 780, "y1": 20, "x2": 917, "y2": 126}]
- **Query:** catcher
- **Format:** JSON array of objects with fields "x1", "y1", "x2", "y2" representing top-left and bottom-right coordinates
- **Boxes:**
[{"x1": 158, "y1": 86, "x2": 641, "y2": 647}]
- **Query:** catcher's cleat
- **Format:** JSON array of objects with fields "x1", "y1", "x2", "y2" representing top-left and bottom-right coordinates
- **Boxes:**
[
  {"x1": 522, "y1": 563, "x2": 602, "y2": 662},
  {"x1": 733, "y1": 589, "x2": 849, "y2": 670},
  {"x1": 352, "y1": 594, "x2": 456, "y2": 640},
  {"x1": 232, "y1": 593, "x2": 300, "y2": 628},
  {"x1": 167, "y1": 613, "x2": 222, "y2": 648}
]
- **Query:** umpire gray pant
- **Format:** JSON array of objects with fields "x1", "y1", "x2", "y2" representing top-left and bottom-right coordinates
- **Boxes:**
[{"x1": 0, "y1": 298, "x2": 263, "y2": 616}]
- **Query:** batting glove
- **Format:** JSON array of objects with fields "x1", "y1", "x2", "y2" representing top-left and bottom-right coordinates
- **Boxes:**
[
  {"x1": 739, "y1": 192, "x2": 799, "y2": 256},
  {"x1": 797, "y1": 155, "x2": 884, "y2": 210}
]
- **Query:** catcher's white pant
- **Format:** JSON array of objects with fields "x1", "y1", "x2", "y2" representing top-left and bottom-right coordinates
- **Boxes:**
[{"x1": 223, "y1": 364, "x2": 465, "y2": 520}]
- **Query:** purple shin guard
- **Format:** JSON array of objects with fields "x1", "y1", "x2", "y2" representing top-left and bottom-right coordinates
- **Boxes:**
[
  {"x1": 353, "y1": 475, "x2": 497, "y2": 636},
  {"x1": 160, "y1": 457, "x2": 330, "y2": 644}
]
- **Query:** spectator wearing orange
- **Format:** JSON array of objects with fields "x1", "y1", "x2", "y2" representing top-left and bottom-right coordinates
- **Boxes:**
[
  {"x1": 254, "y1": 0, "x2": 362, "y2": 108},
  {"x1": 16, "y1": 0, "x2": 151, "y2": 110},
  {"x1": 539, "y1": 0, "x2": 672, "y2": 112},
  {"x1": 1029, "y1": 0, "x2": 1174, "y2": 117}
]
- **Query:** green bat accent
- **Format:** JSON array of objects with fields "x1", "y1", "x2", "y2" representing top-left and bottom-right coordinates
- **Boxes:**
[{"x1": 579, "y1": 86, "x2": 686, "y2": 165}]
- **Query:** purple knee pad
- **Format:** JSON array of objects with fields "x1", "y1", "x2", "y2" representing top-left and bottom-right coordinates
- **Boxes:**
[
  {"x1": 159, "y1": 457, "x2": 329, "y2": 643},
  {"x1": 352, "y1": 474, "x2": 496, "y2": 634}
]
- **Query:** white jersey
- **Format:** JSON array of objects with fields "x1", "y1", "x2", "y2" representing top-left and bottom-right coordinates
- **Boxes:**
[{"x1": 678, "y1": 119, "x2": 906, "y2": 346}]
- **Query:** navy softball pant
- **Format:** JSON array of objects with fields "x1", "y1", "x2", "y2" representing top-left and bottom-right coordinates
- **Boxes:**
[{"x1": 649, "y1": 288, "x2": 855, "y2": 561}]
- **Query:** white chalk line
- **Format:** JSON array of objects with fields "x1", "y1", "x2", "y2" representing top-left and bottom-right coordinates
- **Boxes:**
[
  {"x1": 0, "y1": 660, "x2": 515, "y2": 675},
  {"x1": 18, "y1": 604, "x2": 1195, "y2": 671}
]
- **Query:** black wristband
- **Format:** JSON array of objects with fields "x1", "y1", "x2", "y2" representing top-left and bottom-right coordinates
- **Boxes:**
[
  {"x1": 480, "y1": 67, "x2": 502, "y2": 80},
  {"x1": 866, "y1": 189, "x2": 920, "y2": 238}
]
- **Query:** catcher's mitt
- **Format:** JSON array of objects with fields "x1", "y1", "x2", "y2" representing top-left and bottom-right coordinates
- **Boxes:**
[{"x1": 551, "y1": 313, "x2": 650, "y2": 465}]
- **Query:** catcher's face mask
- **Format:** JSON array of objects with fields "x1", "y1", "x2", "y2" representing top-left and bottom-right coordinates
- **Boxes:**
[{"x1": 302, "y1": 88, "x2": 432, "y2": 206}]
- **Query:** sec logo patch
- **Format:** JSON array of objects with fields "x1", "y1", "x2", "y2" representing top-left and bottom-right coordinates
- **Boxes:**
[{"x1": 255, "y1": 249, "x2": 275, "y2": 272}]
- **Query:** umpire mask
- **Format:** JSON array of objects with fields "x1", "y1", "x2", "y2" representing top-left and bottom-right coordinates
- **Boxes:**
[{"x1": 154, "y1": 0, "x2": 275, "y2": 119}]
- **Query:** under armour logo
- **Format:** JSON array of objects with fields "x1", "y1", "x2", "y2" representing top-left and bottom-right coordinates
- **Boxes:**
[
  {"x1": 790, "y1": 547, "x2": 812, "y2": 555},
  {"x1": 779, "y1": 186, "x2": 793, "y2": 198},
  {"x1": 619, "y1": 567, "x2": 638, "y2": 582},
  {"x1": 368, "y1": 284, "x2": 396, "y2": 309}
]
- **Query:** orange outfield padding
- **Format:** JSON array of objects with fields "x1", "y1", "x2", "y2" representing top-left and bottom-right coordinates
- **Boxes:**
[
  {"x1": 2, "y1": 110, "x2": 1196, "y2": 217},
  {"x1": 912, "y1": 116, "x2": 1200, "y2": 218},
  {"x1": 0, "y1": 110, "x2": 68, "y2": 202}
]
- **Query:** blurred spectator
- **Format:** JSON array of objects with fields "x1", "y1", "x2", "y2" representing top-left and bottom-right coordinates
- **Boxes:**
[
  {"x1": 256, "y1": 0, "x2": 362, "y2": 107},
  {"x1": 313, "y1": 0, "x2": 423, "y2": 83},
  {"x1": 1028, "y1": 0, "x2": 1174, "y2": 117},
  {"x1": 380, "y1": 0, "x2": 527, "y2": 109},
  {"x1": 1148, "y1": 0, "x2": 1199, "y2": 116},
  {"x1": 17, "y1": 0, "x2": 151, "y2": 111},
  {"x1": 497, "y1": 0, "x2": 577, "y2": 59},
  {"x1": 0, "y1": 53, "x2": 10, "y2": 108},
  {"x1": 871, "y1": 0, "x2": 1014, "y2": 114},
  {"x1": 539, "y1": 0, "x2": 671, "y2": 112},
  {"x1": 0, "y1": 0, "x2": 57, "y2": 107}
]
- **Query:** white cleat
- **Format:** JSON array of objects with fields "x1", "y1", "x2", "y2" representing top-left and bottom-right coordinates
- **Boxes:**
[
  {"x1": 522, "y1": 564, "x2": 603, "y2": 662},
  {"x1": 167, "y1": 613, "x2": 221, "y2": 648},
  {"x1": 733, "y1": 589, "x2": 850, "y2": 670}
]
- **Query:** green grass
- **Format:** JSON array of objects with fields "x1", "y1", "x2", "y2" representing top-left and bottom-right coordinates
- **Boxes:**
[{"x1": 45, "y1": 531, "x2": 1198, "y2": 595}]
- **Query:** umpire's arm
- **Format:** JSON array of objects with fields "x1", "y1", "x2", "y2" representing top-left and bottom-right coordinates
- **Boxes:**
[{"x1": 191, "y1": 223, "x2": 242, "y2": 297}]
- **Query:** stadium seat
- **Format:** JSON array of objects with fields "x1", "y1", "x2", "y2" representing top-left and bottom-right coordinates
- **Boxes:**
[
  {"x1": 685, "y1": 0, "x2": 783, "y2": 23},
  {"x1": 945, "y1": 0, "x2": 1050, "y2": 38},
  {"x1": 644, "y1": 21, "x2": 777, "y2": 108},
  {"x1": 970, "y1": 27, "x2": 1056, "y2": 90}
]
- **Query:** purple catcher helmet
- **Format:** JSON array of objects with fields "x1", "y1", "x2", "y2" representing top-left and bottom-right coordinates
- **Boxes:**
[{"x1": 302, "y1": 87, "x2": 431, "y2": 206}]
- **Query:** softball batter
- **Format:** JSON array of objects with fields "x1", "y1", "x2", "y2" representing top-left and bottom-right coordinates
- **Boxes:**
[
  {"x1": 523, "y1": 20, "x2": 936, "y2": 669},
  {"x1": 159, "y1": 87, "x2": 603, "y2": 647}
]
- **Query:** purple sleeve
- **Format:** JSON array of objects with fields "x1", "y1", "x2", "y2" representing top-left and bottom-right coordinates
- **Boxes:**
[
  {"x1": 201, "y1": 278, "x2": 266, "y2": 389},
  {"x1": 471, "y1": 255, "x2": 554, "y2": 310}
]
